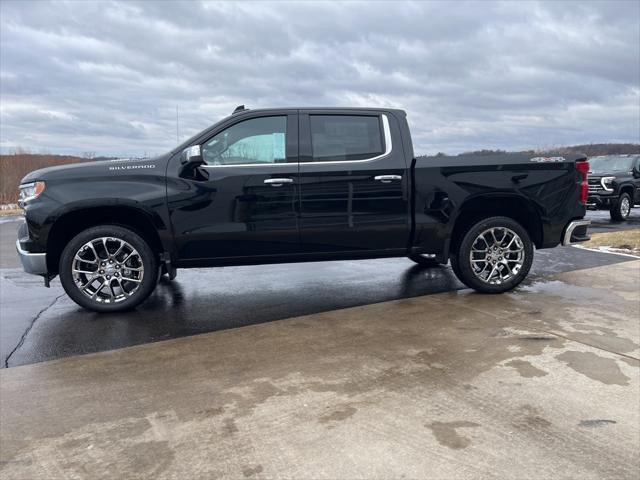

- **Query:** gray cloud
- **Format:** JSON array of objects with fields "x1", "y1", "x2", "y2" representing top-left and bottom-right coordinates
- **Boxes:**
[{"x1": 1, "y1": 0, "x2": 638, "y2": 156}]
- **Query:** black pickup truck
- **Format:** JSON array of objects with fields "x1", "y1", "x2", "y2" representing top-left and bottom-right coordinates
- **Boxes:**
[
  {"x1": 586, "y1": 154, "x2": 640, "y2": 220},
  {"x1": 17, "y1": 107, "x2": 591, "y2": 312}
]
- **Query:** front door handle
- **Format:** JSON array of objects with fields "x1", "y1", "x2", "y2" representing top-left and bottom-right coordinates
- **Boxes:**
[
  {"x1": 374, "y1": 175, "x2": 402, "y2": 183},
  {"x1": 264, "y1": 178, "x2": 294, "y2": 187}
]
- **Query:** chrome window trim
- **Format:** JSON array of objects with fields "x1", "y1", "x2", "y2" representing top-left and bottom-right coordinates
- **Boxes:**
[
  {"x1": 201, "y1": 162, "x2": 296, "y2": 169},
  {"x1": 201, "y1": 114, "x2": 392, "y2": 169},
  {"x1": 302, "y1": 114, "x2": 392, "y2": 166}
]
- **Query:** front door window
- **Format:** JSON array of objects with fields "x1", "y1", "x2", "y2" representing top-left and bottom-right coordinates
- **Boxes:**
[{"x1": 202, "y1": 116, "x2": 287, "y2": 166}]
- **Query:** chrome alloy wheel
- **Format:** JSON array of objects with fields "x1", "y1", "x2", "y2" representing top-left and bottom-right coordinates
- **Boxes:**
[
  {"x1": 620, "y1": 197, "x2": 630, "y2": 217},
  {"x1": 469, "y1": 227, "x2": 525, "y2": 285},
  {"x1": 72, "y1": 237, "x2": 144, "y2": 303}
]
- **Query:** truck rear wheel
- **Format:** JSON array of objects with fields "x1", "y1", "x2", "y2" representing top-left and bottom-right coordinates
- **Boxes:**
[
  {"x1": 610, "y1": 193, "x2": 631, "y2": 221},
  {"x1": 59, "y1": 225, "x2": 159, "y2": 312},
  {"x1": 450, "y1": 216, "x2": 534, "y2": 293}
]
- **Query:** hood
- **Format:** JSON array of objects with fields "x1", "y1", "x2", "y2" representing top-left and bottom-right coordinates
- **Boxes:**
[
  {"x1": 20, "y1": 154, "x2": 170, "y2": 184},
  {"x1": 587, "y1": 170, "x2": 626, "y2": 178}
]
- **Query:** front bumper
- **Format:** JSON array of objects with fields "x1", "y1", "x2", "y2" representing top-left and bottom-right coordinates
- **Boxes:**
[
  {"x1": 562, "y1": 220, "x2": 591, "y2": 246},
  {"x1": 16, "y1": 239, "x2": 48, "y2": 275},
  {"x1": 586, "y1": 194, "x2": 617, "y2": 209}
]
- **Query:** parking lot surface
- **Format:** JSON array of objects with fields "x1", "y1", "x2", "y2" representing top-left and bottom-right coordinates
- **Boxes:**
[
  {"x1": 1, "y1": 260, "x2": 638, "y2": 479},
  {"x1": 0, "y1": 213, "x2": 636, "y2": 368},
  {"x1": 587, "y1": 208, "x2": 640, "y2": 234}
]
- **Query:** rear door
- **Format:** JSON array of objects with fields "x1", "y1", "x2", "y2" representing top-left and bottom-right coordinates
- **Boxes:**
[{"x1": 297, "y1": 110, "x2": 410, "y2": 253}]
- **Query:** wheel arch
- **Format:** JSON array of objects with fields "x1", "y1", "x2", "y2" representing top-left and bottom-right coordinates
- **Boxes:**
[
  {"x1": 450, "y1": 194, "x2": 543, "y2": 253},
  {"x1": 46, "y1": 205, "x2": 166, "y2": 274},
  {"x1": 619, "y1": 184, "x2": 634, "y2": 203}
]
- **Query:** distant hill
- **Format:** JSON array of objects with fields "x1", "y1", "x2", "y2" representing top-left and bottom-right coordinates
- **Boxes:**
[
  {"x1": 420, "y1": 144, "x2": 640, "y2": 159},
  {"x1": 542, "y1": 144, "x2": 639, "y2": 156},
  {"x1": 0, "y1": 153, "x2": 89, "y2": 204}
]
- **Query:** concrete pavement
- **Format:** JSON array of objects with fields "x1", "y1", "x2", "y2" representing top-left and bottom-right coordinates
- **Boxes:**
[{"x1": 1, "y1": 261, "x2": 638, "y2": 479}]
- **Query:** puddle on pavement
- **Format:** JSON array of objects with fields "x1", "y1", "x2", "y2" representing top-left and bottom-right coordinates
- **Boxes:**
[
  {"x1": 505, "y1": 279, "x2": 640, "y2": 357},
  {"x1": 556, "y1": 351, "x2": 630, "y2": 386},
  {"x1": 579, "y1": 419, "x2": 617, "y2": 428},
  {"x1": 517, "y1": 280, "x2": 613, "y2": 302},
  {"x1": 425, "y1": 421, "x2": 480, "y2": 449}
]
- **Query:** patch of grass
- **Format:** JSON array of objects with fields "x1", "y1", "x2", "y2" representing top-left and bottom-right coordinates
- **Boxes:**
[
  {"x1": 582, "y1": 229, "x2": 640, "y2": 257},
  {"x1": 0, "y1": 209, "x2": 23, "y2": 217}
]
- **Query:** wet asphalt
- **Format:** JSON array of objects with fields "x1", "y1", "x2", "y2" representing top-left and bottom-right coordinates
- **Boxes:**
[
  {"x1": 586, "y1": 207, "x2": 640, "y2": 233},
  {"x1": 0, "y1": 209, "x2": 637, "y2": 368}
]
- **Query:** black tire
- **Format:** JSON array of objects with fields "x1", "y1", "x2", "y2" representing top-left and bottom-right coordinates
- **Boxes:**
[
  {"x1": 408, "y1": 254, "x2": 441, "y2": 268},
  {"x1": 450, "y1": 216, "x2": 534, "y2": 293},
  {"x1": 59, "y1": 225, "x2": 159, "y2": 312},
  {"x1": 609, "y1": 193, "x2": 631, "y2": 221}
]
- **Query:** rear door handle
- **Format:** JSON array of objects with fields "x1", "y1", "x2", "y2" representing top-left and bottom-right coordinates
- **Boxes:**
[
  {"x1": 374, "y1": 175, "x2": 402, "y2": 183},
  {"x1": 264, "y1": 178, "x2": 294, "y2": 187}
]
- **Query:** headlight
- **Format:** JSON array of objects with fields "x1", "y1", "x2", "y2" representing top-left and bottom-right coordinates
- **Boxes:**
[
  {"x1": 18, "y1": 181, "x2": 46, "y2": 205},
  {"x1": 600, "y1": 177, "x2": 615, "y2": 192}
]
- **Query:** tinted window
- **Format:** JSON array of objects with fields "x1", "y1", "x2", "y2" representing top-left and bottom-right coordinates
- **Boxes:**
[
  {"x1": 202, "y1": 116, "x2": 287, "y2": 165},
  {"x1": 310, "y1": 115, "x2": 384, "y2": 162}
]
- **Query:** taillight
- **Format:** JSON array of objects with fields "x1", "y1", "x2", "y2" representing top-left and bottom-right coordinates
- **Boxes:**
[{"x1": 576, "y1": 160, "x2": 589, "y2": 205}]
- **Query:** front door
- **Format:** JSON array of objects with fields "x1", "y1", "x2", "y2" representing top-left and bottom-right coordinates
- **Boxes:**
[
  {"x1": 169, "y1": 113, "x2": 300, "y2": 261},
  {"x1": 297, "y1": 111, "x2": 410, "y2": 253}
]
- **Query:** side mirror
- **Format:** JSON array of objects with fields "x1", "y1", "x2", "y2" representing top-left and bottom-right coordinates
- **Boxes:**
[{"x1": 181, "y1": 145, "x2": 203, "y2": 166}]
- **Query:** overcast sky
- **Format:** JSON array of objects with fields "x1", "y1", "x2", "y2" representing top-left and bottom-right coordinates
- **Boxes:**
[{"x1": 1, "y1": 0, "x2": 639, "y2": 157}]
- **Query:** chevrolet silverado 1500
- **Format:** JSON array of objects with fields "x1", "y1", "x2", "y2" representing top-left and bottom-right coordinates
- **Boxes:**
[{"x1": 17, "y1": 107, "x2": 591, "y2": 312}]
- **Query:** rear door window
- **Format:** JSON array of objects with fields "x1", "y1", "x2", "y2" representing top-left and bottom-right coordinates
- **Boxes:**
[{"x1": 309, "y1": 115, "x2": 384, "y2": 162}]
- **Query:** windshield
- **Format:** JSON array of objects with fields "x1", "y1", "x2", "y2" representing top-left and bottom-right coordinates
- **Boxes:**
[{"x1": 589, "y1": 155, "x2": 637, "y2": 174}]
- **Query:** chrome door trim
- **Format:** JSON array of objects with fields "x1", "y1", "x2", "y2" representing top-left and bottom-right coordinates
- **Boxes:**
[
  {"x1": 201, "y1": 162, "x2": 297, "y2": 169},
  {"x1": 264, "y1": 178, "x2": 294, "y2": 186},
  {"x1": 374, "y1": 175, "x2": 402, "y2": 183}
]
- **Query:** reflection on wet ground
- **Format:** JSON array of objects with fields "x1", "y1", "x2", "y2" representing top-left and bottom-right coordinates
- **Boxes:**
[{"x1": 1, "y1": 244, "x2": 635, "y2": 368}]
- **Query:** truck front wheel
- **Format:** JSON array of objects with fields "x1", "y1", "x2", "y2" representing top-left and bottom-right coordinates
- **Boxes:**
[
  {"x1": 450, "y1": 216, "x2": 534, "y2": 293},
  {"x1": 59, "y1": 225, "x2": 159, "y2": 312},
  {"x1": 610, "y1": 193, "x2": 631, "y2": 221}
]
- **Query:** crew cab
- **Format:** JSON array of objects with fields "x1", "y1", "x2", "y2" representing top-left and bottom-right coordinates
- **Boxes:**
[
  {"x1": 16, "y1": 107, "x2": 591, "y2": 312},
  {"x1": 586, "y1": 154, "x2": 640, "y2": 220}
]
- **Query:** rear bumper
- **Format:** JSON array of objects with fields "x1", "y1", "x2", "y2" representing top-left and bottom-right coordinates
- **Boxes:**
[
  {"x1": 562, "y1": 220, "x2": 591, "y2": 246},
  {"x1": 16, "y1": 239, "x2": 48, "y2": 275}
]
